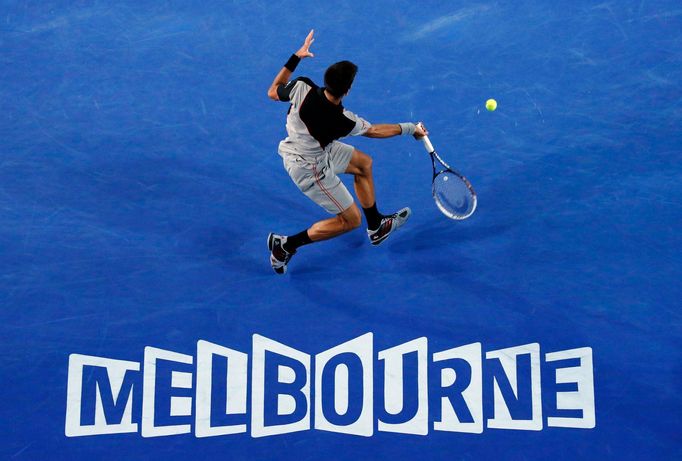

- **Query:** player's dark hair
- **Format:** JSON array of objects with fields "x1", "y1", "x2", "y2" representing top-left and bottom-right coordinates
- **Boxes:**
[{"x1": 324, "y1": 61, "x2": 358, "y2": 98}]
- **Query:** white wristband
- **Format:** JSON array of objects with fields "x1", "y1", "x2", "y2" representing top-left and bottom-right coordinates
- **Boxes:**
[{"x1": 399, "y1": 122, "x2": 417, "y2": 136}]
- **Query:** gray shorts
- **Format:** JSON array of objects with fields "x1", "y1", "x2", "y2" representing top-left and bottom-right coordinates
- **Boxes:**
[{"x1": 282, "y1": 141, "x2": 355, "y2": 214}]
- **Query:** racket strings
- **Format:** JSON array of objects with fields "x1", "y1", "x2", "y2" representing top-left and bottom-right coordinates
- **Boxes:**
[{"x1": 433, "y1": 171, "x2": 476, "y2": 219}]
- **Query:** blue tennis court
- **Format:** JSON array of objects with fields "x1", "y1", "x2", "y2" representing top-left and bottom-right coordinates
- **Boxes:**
[{"x1": 2, "y1": 1, "x2": 680, "y2": 459}]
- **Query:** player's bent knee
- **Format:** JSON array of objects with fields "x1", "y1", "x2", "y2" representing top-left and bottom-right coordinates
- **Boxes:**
[
  {"x1": 347, "y1": 211, "x2": 362, "y2": 230},
  {"x1": 363, "y1": 155, "x2": 373, "y2": 174},
  {"x1": 340, "y1": 205, "x2": 362, "y2": 230},
  {"x1": 351, "y1": 149, "x2": 372, "y2": 175},
  {"x1": 349, "y1": 214, "x2": 362, "y2": 230},
  {"x1": 358, "y1": 151, "x2": 372, "y2": 171}
]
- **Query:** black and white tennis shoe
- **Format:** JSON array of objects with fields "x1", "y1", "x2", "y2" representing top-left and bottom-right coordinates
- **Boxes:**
[
  {"x1": 268, "y1": 233, "x2": 295, "y2": 274},
  {"x1": 367, "y1": 207, "x2": 411, "y2": 246}
]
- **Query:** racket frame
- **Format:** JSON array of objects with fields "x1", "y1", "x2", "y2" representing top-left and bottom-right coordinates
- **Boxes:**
[{"x1": 419, "y1": 133, "x2": 478, "y2": 220}]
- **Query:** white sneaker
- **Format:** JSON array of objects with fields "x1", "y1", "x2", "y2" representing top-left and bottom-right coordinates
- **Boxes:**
[
  {"x1": 367, "y1": 207, "x2": 411, "y2": 246},
  {"x1": 267, "y1": 233, "x2": 295, "y2": 274}
]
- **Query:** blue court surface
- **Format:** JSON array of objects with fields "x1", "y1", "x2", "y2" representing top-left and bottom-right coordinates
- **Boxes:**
[{"x1": 2, "y1": 1, "x2": 681, "y2": 460}]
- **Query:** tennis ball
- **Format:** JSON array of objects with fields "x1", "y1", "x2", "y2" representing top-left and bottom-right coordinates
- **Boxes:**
[{"x1": 485, "y1": 99, "x2": 497, "y2": 111}]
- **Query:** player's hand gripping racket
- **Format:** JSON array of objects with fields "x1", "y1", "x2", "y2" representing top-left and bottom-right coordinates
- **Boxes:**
[{"x1": 417, "y1": 123, "x2": 477, "y2": 219}]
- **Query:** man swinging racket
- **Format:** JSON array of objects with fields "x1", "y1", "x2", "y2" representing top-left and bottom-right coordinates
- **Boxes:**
[{"x1": 267, "y1": 30, "x2": 427, "y2": 274}]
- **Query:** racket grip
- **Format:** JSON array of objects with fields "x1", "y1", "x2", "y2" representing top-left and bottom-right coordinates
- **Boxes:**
[
  {"x1": 416, "y1": 122, "x2": 435, "y2": 153},
  {"x1": 420, "y1": 135, "x2": 435, "y2": 154}
]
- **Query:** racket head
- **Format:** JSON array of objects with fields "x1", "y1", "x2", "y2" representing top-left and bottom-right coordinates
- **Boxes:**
[{"x1": 432, "y1": 168, "x2": 477, "y2": 220}]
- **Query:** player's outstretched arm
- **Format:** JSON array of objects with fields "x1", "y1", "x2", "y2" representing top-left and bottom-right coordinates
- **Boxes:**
[
  {"x1": 267, "y1": 30, "x2": 315, "y2": 101},
  {"x1": 363, "y1": 122, "x2": 428, "y2": 139}
]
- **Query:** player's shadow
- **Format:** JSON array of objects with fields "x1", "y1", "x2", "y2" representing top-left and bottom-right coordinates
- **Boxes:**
[
  {"x1": 389, "y1": 139, "x2": 611, "y2": 255},
  {"x1": 279, "y1": 229, "x2": 367, "y2": 275},
  {"x1": 388, "y1": 218, "x2": 516, "y2": 254}
]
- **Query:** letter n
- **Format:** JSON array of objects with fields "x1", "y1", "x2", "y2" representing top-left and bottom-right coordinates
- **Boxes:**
[{"x1": 486, "y1": 343, "x2": 542, "y2": 430}]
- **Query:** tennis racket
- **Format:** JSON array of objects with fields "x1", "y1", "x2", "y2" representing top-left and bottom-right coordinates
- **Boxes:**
[{"x1": 418, "y1": 124, "x2": 477, "y2": 220}]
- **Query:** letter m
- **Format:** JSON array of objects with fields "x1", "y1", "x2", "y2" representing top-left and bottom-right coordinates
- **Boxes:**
[{"x1": 65, "y1": 354, "x2": 140, "y2": 437}]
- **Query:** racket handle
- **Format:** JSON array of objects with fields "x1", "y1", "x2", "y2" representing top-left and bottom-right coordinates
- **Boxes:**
[
  {"x1": 420, "y1": 135, "x2": 435, "y2": 154},
  {"x1": 416, "y1": 122, "x2": 435, "y2": 153}
]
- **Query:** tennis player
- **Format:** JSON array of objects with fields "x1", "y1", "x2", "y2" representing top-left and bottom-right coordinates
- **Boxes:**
[{"x1": 267, "y1": 30, "x2": 427, "y2": 274}]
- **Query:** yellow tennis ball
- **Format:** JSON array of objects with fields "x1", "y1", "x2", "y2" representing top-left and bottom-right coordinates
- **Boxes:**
[{"x1": 486, "y1": 99, "x2": 497, "y2": 111}]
